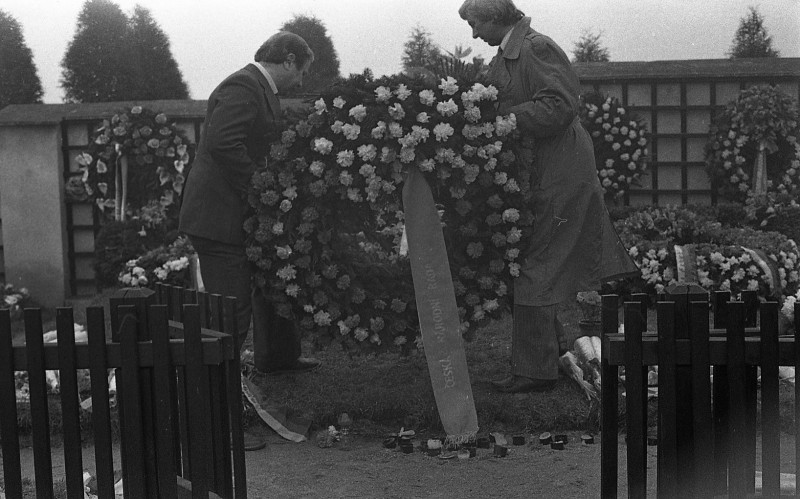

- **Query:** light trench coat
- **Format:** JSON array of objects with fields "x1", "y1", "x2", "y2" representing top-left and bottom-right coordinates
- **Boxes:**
[{"x1": 487, "y1": 17, "x2": 639, "y2": 306}]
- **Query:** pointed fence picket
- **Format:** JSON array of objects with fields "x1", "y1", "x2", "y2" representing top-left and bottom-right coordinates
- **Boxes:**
[
  {"x1": 601, "y1": 289, "x2": 796, "y2": 498},
  {"x1": 0, "y1": 284, "x2": 245, "y2": 498}
]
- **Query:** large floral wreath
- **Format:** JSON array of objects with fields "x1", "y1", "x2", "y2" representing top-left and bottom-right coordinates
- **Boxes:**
[
  {"x1": 706, "y1": 84, "x2": 800, "y2": 202},
  {"x1": 580, "y1": 92, "x2": 649, "y2": 203},
  {"x1": 74, "y1": 105, "x2": 194, "y2": 216},
  {"x1": 245, "y1": 74, "x2": 528, "y2": 351}
]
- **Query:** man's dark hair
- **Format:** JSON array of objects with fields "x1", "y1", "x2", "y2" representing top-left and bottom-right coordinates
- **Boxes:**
[{"x1": 254, "y1": 31, "x2": 314, "y2": 67}]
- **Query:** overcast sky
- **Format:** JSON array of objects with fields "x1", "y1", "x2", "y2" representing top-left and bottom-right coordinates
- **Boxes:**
[{"x1": 4, "y1": 0, "x2": 799, "y2": 103}]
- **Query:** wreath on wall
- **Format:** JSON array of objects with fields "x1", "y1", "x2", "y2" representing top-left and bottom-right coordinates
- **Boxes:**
[
  {"x1": 244, "y1": 74, "x2": 529, "y2": 352},
  {"x1": 73, "y1": 105, "x2": 195, "y2": 220},
  {"x1": 706, "y1": 84, "x2": 800, "y2": 203},
  {"x1": 580, "y1": 92, "x2": 649, "y2": 204}
]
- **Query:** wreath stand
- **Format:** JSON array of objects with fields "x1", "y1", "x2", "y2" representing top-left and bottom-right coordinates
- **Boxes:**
[
  {"x1": 752, "y1": 139, "x2": 778, "y2": 196},
  {"x1": 114, "y1": 144, "x2": 129, "y2": 222}
]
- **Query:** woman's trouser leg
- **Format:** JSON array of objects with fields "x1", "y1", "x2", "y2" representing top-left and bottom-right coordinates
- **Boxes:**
[{"x1": 511, "y1": 303, "x2": 560, "y2": 380}]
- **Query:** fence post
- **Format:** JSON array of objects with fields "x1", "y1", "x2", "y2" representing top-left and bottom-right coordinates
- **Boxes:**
[
  {"x1": 117, "y1": 307, "x2": 148, "y2": 498},
  {"x1": 712, "y1": 290, "x2": 731, "y2": 493},
  {"x1": 110, "y1": 289, "x2": 159, "y2": 498},
  {"x1": 689, "y1": 300, "x2": 713, "y2": 497},
  {"x1": 86, "y1": 306, "x2": 115, "y2": 498},
  {"x1": 0, "y1": 309, "x2": 22, "y2": 499},
  {"x1": 741, "y1": 290, "x2": 758, "y2": 494},
  {"x1": 664, "y1": 282, "x2": 707, "y2": 495},
  {"x1": 55, "y1": 307, "x2": 84, "y2": 497},
  {"x1": 182, "y1": 304, "x2": 212, "y2": 497},
  {"x1": 623, "y1": 300, "x2": 647, "y2": 497},
  {"x1": 726, "y1": 301, "x2": 748, "y2": 498},
  {"x1": 600, "y1": 294, "x2": 619, "y2": 499},
  {"x1": 795, "y1": 302, "x2": 800, "y2": 488},
  {"x1": 656, "y1": 300, "x2": 678, "y2": 497},
  {"x1": 24, "y1": 308, "x2": 54, "y2": 499},
  {"x1": 759, "y1": 301, "x2": 780, "y2": 497}
]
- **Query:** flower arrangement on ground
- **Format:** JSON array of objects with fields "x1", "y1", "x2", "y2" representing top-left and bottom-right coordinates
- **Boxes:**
[
  {"x1": 706, "y1": 84, "x2": 800, "y2": 203},
  {"x1": 94, "y1": 200, "x2": 180, "y2": 286},
  {"x1": 613, "y1": 206, "x2": 800, "y2": 302},
  {"x1": 74, "y1": 105, "x2": 195, "y2": 217},
  {"x1": 245, "y1": 73, "x2": 526, "y2": 351},
  {"x1": 118, "y1": 235, "x2": 195, "y2": 288},
  {"x1": 580, "y1": 92, "x2": 649, "y2": 203}
]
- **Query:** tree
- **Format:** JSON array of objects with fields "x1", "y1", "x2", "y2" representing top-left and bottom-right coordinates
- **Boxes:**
[
  {"x1": 0, "y1": 10, "x2": 43, "y2": 109},
  {"x1": 401, "y1": 25, "x2": 441, "y2": 73},
  {"x1": 281, "y1": 14, "x2": 341, "y2": 94},
  {"x1": 61, "y1": 0, "x2": 189, "y2": 102},
  {"x1": 61, "y1": 0, "x2": 132, "y2": 102},
  {"x1": 571, "y1": 29, "x2": 610, "y2": 63},
  {"x1": 727, "y1": 6, "x2": 779, "y2": 58},
  {"x1": 127, "y1": 5, "x2": 188, "y2": 100},
  {"x1": 433, "y1": 43, "x2": 484, "y2": 82}
]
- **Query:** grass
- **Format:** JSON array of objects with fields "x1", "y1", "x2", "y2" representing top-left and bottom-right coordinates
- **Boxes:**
[{"x1": 245, "y1": 302, "x2": 599, "y2": 436}]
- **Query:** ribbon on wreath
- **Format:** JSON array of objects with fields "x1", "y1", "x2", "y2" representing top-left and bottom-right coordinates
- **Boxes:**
[
  {"x1": 402, "y1": 165, "x2": 478, "y2": 445},
  {"x1": 114, "y1": 143, "x2": 129, "y2": 222},
  {"x1": 674, "y1": 244, "x2": 699, "y2": 283}
]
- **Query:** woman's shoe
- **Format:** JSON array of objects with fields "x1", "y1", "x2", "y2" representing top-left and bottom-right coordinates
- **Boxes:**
[{"x1": 495, "y1": 376, "x2": 557, "y2": 393}]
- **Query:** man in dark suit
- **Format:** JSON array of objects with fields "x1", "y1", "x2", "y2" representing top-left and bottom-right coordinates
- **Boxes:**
[{"x1": 180, "y1": 32, "x2": 320, "y2": 448}]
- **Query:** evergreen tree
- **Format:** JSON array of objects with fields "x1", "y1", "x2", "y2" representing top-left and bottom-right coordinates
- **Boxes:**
[
  {"x1": 127, "y1": 5, "x2": 189, "y2": 99},
  {"x1": 727, "y1": 6, "x2": 779, "y2": 58},
  {"x1": 571, "y1": 29, "x2": 610, "y2": 63},
  {"x1": 401, "y1": 25, "x2": 441, "y2": 73},
  {"x1": 61, "y1": 0, "x2": 189, "y2": 102},
  {"x1": 0, "y1": 10, "x2": 43, "y2": 109},
  {"x1": 281, "y1": 14, "x2": 341, "y2": 94},
  {"x1": 61, "y1": 0, "x2": 133, "y2": 102}
]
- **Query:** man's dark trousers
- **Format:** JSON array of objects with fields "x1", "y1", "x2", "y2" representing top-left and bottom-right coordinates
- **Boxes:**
[{"x1": 189, "y1": 235, "x2": 300, "y2": 368}]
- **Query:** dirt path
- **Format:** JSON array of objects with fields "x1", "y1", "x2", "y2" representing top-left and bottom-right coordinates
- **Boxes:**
[
  {"x1": 7, "y1": 431, "x2": 798, "y2": 497},
  {"x1": 243, "y1": 431, "x2": 655, "y2": 498}
]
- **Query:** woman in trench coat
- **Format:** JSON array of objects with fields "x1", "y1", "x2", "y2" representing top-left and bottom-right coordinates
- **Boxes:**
[{"x1": 459, "y1": 0, "x2": 639, "y2": 393}]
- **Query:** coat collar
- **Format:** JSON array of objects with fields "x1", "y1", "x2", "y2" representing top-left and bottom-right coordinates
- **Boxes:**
[
  {"x1": 501, "y1": 16, "x2": 532, "y2": 60},
  {"x1": 246, "y1": 63, "x2": 281, "y2": 116}
]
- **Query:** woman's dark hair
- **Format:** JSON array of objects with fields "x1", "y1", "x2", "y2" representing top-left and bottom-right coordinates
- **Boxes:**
[{"x1": 254, "y1": 31, "x2": 314, "y2": 67}]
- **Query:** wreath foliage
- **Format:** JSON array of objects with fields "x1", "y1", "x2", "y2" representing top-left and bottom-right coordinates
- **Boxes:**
[
  {"x1": 706, "y1": 84, "x2": 800, "y2": 202},
  {"x1": 579, "y1": 92, "x2": 649, "y2": 203},
  {"x1": 245, "y1": 73, "x2": 529, "y2": 352},
  {"x1": 75, "y1": 105, "x2": 195, "y2": 216}
]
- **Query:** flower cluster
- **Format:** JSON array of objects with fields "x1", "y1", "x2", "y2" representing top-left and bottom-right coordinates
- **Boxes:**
[
  {"x1": 118, "y1": 235, "x2": 195, "y2": 289},
  {"x1": 781, "y1": 289, "x2": 800, "y2": 331},
  {"x1": 245, "y1": 74, "x2": 527, "y2": 351},
  {"x1": 580, "y1": 92, "x2": 649, "y2": 202},
  {"x1": 74, "y1": 106, "x2": 195, "y2": 216},
  {"x1": 615, "y1": 207, "x2": 800, "y2": 301},
  {"x1": 1, "y1": 283, "x2": 30, "y2": 321},
  {"x1": 626, "y1": 241, "x2": 678, "y2": 295},
  {"x1": 706, "y1": 85, "x2": 800, "y2": 203},
  {"x1": 613, "y1": 205, "x2": 715, "y2": 248}
]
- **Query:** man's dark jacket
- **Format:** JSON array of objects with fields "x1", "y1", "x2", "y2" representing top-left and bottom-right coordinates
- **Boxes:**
[{"x1": 179, "y1": 63, "x2": 281, "y2": 245}]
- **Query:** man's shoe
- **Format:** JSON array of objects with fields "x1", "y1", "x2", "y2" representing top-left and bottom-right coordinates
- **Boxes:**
[
  {"x1": 490, "y1": 374, "x2": 515, "y2": 390},
  {"x1": 264, "y1": 357, "x2": 322, "y2": 376},
  {"x1": 496, "y1": 376, "x2": 557, "y2": 394},
  {"x1": 242, "y1": 431, "x2": 267, "y2": 451}
]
